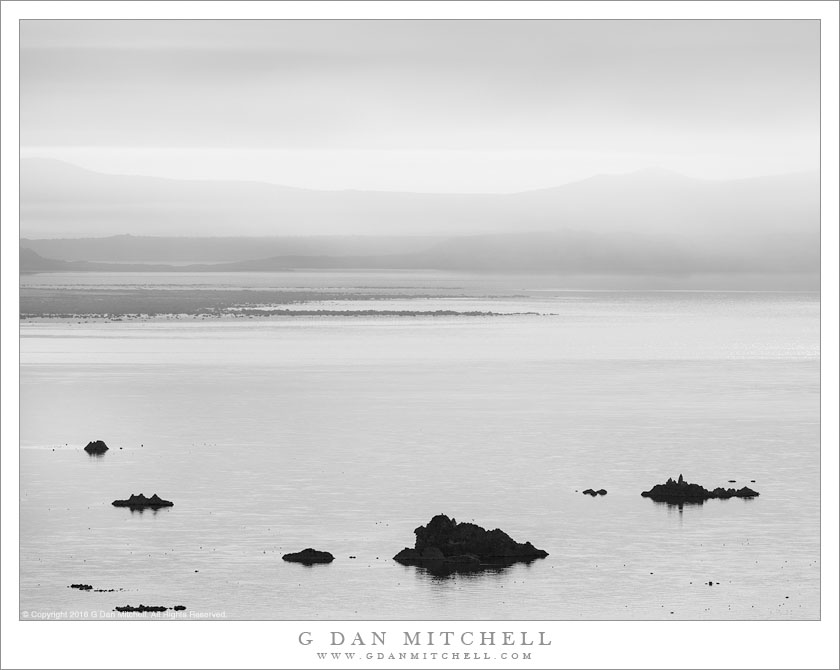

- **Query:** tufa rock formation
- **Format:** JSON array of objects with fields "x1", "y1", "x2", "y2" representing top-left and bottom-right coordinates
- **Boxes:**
[
  {"x1": 84, "y1": 440, "x2": 109, "y2": 454},
  {"x1": 115, "y1": 604, "x2": 186, "y2": 613},
  {"x1": 112, "y1": 493, "x2": 174, "y2": 509},
  {"x1": 282, "y1": 548, "x2": 335, "y2": 564},
  {"x1": 393, "y1": 514, "x2": 548, "y2": 575},
  {"x1": 641, "y1": 474, "x2": 759, "y2": 504}
]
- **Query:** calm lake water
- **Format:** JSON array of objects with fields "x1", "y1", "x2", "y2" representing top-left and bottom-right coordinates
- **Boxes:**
[{"x1": 19, "y1": 272, "x2": 820, "y2": 619}]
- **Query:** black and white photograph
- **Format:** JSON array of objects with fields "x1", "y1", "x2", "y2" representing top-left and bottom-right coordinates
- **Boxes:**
[{"x1": 2, "y1": 2, "x2": 839, "y2": 669}]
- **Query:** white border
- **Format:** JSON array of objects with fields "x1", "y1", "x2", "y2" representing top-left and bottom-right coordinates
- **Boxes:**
[{"x1": 2, "y1": 2, "x2": 838, "y2": 669}]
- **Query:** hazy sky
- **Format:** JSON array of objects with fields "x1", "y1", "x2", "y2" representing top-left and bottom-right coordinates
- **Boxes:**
[{"x1": 20, "y1": 20, "x2": 819, "y2": 192}]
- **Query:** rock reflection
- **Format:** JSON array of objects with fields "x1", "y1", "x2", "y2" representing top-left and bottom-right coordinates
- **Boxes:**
[{"x1": 399, "y1": 556, "x2": 539, "y2": 579}]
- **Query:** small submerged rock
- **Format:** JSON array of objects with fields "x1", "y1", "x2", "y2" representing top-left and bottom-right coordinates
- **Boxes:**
[
  {"x1": 582, "y1": 488, "x2": 608, "y2": 496},
  {"x1": 393, "y1": 514, "x2": 548, "y2": 575},
  {"x1": 69, "y1": 584, "x2": 92, "y2": 591},
  {"x1": 282, "y1": 548, "x2": 335, "y2": 564},
  {"x1": 112, "y1": 493, "x2": 174, "y2": 509},
  {"x1": 115, "y1": 604, "x2": 185, "y2": 613},
  {"x1": 84, "y1": 440, "x2": 109, "y2": 455},
  {"x1": 641, "y1": 474, "x2": 759, "y2": 504}
]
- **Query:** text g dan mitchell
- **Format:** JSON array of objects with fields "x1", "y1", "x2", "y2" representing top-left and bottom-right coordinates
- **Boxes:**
[{"x1": 298, "y1": 631, "x2": 552, "y2": 647}]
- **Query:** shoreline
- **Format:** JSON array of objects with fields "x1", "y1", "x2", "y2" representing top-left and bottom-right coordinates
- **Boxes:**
[{"x1": 19, "y1": 309, "x2": 548, "y2": 323}]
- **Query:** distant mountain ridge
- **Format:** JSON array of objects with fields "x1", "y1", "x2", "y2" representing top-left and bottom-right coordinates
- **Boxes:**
[
  {"x1": 20, "y1": 158, "x2": 819, "y2": 240},
  {"x1": 21, "y1": 227, "x2": 818, "y2": 277},
  {"x1": 19, "y1": 247, "x2": 178, "y2": 273},
  {"x1": 19, "y1": 158, "x2": 819, "y2": 287},
  {"x1": 19, "y1": 233, "x2": 443, "y2": 263}
]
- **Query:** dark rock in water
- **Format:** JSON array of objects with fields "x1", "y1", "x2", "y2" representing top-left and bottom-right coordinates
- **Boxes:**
[
  {"x1": 415, "y1": 514, "x2": 548, "y2": 559},
  {"x1": 441, "y1": 553, "x2": 482, "y2": 566},
  {"x1": 112, "y1": 493, "x2": 174, "y2": 509},
  {"x1": 84, "y1": 440, "x2": 108, "y2": 455},
  {"x1": 115, "y1": 604, "x2": 168, "y2": 613},
  {"x1": 728, "y1": 480, "x2": 737, "y2": 483},
  {"x1": 597, "y1": 489, "x2": 608, "y2": 495},
  {"x1": 582, "y1": 488, "x2": 607, "y2": 496},
  {"x1": 393, "y1": 514, "x2": 547, "y2": 575},
  {"x1": 282, "y1": 548, "x2": 335, "y2": 564},
  {"x1": 69, "y1": 584, "x2": 92, "y2": 590},
  {"x1": 419, "y1": 546, "x2": 445, "y2": 560},
  {"x1": 394, "y1": 547, "x2": 421, "y2": 561},
  {"x1": 641, "y1": 474, "x2": 760, "y2": 504},
  {"x1": 114, "y1": 603, "x2": 186, "y2": 613},
  {"x1": 710, "y1": 486, "x2": 760, "y2": 499}
]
